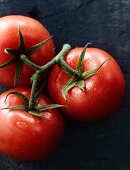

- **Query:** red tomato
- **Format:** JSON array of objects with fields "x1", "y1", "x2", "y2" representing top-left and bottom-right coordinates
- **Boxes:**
[
  {"x1": 0, "y1": 88, "x2": 64, "y2": 161},
  {"x1": 48, "y1": 48, "x2": 125, "y2": 121},
  {"x1": 0, "y1": 15, "x2": 55, "y2": 87}
]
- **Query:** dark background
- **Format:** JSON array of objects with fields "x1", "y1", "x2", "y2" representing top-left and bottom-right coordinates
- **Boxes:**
[{"x1": 0, "y1": 0, "x2": 130, "y2": 170}]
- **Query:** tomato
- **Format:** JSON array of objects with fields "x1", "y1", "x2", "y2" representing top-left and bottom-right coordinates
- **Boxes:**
[
  {"x1": 48, "y1": 48, "x2": 125, "y2": 121},
  {"x1": 0, "y1": 15, "x2": 55, "y2": 87},
  {"x1": 0, "y1": 88, "x2": 64, "y2": 161}
]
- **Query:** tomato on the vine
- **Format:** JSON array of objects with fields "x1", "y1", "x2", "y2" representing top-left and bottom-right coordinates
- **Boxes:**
[
  {"x1": 0, "y1": 88, "x2": 64, "y2": 161},
  {"x1": 0, "y1": 15, "x2": 55, "y2": 87},
  {"x1": 48, "y1": 47, "x2": 125, "y2": 121}
]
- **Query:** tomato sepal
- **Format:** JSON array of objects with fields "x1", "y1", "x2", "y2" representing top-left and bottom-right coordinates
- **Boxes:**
[
  {"x1": 35, "y1": 104, "x2": 64, "y2": 112},
  {"x1": 1, "y1": 105, "x2": 26, "y2": 111},
  {"x1": 3, "y1": 90, "x2": 65, "y2": 118},
  {"x1": 76, "y1": 43, "x2": 91, "y2": 74},
  {"x1": 62, "y1": 78, "x2": 77, "y2": 100},
  {"x1": 14, "y1": 60, "x2": 23, "y2": 87},
  {"x1": 26, "y1": 36, "x2": 53, "y2": 56},
  {"x1": 0, "y1": 57, "x2": 16, "y2": 68},
  {"x1": 82, "y1": 58, "x2": 110, "y2": 79},
  {"x1": 61, "y1": 45, "x2": 110, "y2": 99},
  {"x1": 4, "y1": 91, "x2": 29, "y2": 107},
  {"x1": 0, "y1": 27, "x2": 52, "y2": 87}
]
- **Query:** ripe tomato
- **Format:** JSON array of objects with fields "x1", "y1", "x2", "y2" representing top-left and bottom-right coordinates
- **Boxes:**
[
  {"x1": 0, "y1": 15, "x2": 55, "y2": 87},
  {"x1": 0, "y1": 88, "x2": 64, "y2": 161},
  {"x1": 48, "y1": 48, "x2": 125, "y2": 121}
]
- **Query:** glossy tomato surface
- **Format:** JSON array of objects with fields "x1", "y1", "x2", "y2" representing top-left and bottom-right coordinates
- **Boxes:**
[
  {"x1": 48, "y1": 48, "x2": 125, "y2": 121},
  {"x1": 0, "y1": 88, "x2": 64, "y2": 161},
  {"x1": 0, "y1": 15, "x2": 55, "y2": 87}
]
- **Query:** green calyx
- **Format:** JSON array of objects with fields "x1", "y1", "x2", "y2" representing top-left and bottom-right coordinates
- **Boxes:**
[
  {"x1": 3, "y1": 91, "x2": 64, "y2": 117},
  {"x1": 0, "y1": 26, "x2": 52, "y2": 87},
  {"x1": 2, "y1": 44, "x2": 71, "y2": 117},
  {"x1": 61, "y1": 43, "x2": 110, "y2": 100}
]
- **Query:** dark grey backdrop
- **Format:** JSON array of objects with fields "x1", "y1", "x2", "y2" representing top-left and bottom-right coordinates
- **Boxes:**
[{"x1": 0, "y1": 0, "x2": 130, "y2": 170}]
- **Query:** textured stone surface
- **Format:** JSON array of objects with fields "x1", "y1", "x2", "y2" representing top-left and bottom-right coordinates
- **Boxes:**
[{"x1": 0, "y1": 0, "x2": 130, "y2": 169}]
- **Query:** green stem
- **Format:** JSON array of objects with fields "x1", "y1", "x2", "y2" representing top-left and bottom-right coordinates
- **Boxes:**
[
  {"x1": 55, "y1": 45, "x2": 80, "y2": 78},
  {"x1": 20, "y1": 54, "x2": 41, "y2": 70},
  {"x1": 21, "y1": 44, "x2": 72, "y2": 73},
  {"x1": 40, "y1": 44, "x2": 71, "y2": 72},
  {"x1": 29, "y1": 71, "x2": 40, "y2": 110},
  {"x1": 28, "y1": 44, "x2": 72, "y2": 110},
  {"x1": 58, "y1": 58, "x2": 80, "y2": 78}
]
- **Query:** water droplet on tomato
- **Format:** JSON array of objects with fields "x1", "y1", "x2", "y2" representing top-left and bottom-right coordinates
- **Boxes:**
[
  {"x1": 44, "y1": 112, "x2": 52, "y2": 119},
  {"x1": 86, "y1": 81, "x2": 93, "y2": 90},
  {"x1": 16, "y1": 121, "x2": 28, "y2": 129}
]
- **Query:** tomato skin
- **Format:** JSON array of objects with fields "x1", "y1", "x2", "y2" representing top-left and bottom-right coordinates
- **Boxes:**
[
  {"x1": 0, "y1": 88, "x2": 64, "y2": 161},
  {"x1": 48, "y1": 48, "x2": 125, "y2": 121},
  {"x1": 0, "y1": 15, "x2": 55, "y2": 87}
]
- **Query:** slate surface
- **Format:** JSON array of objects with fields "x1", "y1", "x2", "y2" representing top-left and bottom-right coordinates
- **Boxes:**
[{"x1": 0, "y1": 0, "x2": 130, "y2": 170}]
